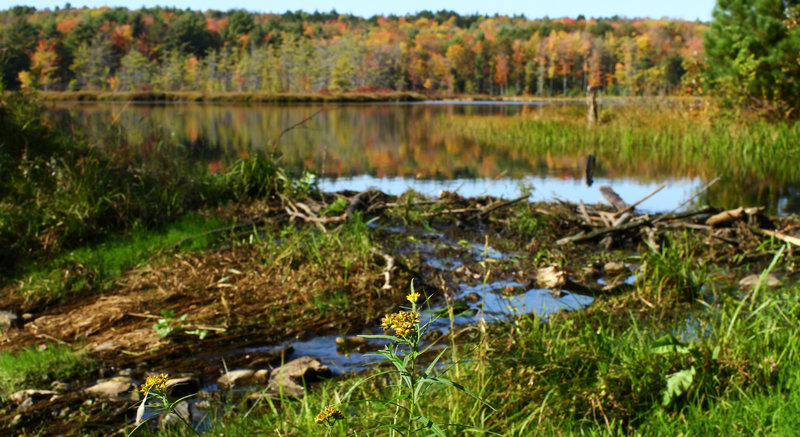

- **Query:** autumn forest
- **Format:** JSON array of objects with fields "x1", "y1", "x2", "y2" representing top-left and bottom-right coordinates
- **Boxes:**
[{"x1": 0, "y1": 6, "x2": 705, "y2": 96}]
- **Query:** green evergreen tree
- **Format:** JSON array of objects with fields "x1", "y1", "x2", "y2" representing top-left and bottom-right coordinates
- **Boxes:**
[
  {"x1": 0, "y1": 18, "x2": 39, "y2": 89},
  {"x1": 164, "y1": 12, "x2": 217, "y2": 57},
  {"x1": 705, "y1": 0, "x2": 800, "y2": 117}
]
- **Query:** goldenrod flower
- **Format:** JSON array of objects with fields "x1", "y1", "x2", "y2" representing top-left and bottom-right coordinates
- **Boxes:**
[
  {"x1": 407, "y1": 291, "x2": 420, "y2": 304},
  {"x1": 381, "y1": 311, "x2": 420, "y2": 338},
  {"x1": 140, "y1": 373, "x2": 169, "y2": 394},
  {"x1": 314, "y1": 405, "x2": 344, "y2": 424}
]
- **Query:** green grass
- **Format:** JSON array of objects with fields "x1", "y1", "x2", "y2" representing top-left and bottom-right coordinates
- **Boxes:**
[
  {"x1": 258, "y1": 213, "x2": 374, "y2": 270},
  {"x1": 13, "y1": 214, "x2": 228, "y2": 299},
  {"x1": 0, "y1": 344, "x2": 93, "y2": 397},
  {"x1": 635, "y1": 231, "x2": 712, "y2": 303}
]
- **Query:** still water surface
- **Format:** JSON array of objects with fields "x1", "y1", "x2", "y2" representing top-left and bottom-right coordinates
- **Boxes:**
[{"x1": 45, "y1": 100, "x2": 755, "y2": 213}]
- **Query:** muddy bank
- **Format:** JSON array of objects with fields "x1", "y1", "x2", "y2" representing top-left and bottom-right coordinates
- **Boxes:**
[{"x1": 1, "y1": 187, "x2": 798, "y2": 435}]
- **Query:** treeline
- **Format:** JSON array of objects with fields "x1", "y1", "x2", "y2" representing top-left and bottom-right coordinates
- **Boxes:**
[{"x1": 0, "y1": 5, "x2": 706, "y2": 96}]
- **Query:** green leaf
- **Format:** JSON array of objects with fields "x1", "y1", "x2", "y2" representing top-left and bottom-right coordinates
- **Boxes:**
[
  {"x1": 412, "y1": 415, "x2": 447, "y2": 437},
  {"x1": 414, "y1": 348, "x2": 450, "y2": 401},
  {"x1": 651, "y1": 334, "x2": 690, "y2": 355},
  {"x1": 420, "y1": 375, "x2": 494, "y2": 410},
  {"x1": 359, "y1": 334, "x2": 398, "y2": 341},
  {"x1": 662, "y1": 366, "x2": 696, "y2": 406},
  {"x1": 423, "y1": 348, "x2": 448, "y2": 375}
]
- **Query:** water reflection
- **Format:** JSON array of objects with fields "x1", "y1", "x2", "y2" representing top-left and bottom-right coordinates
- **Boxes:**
[
  {"x1": 320, "y1": 175, "x2": 699, "y2": 212},
  {"x1": 43, "y1": 101, "x2": 797, "y2": 213}
]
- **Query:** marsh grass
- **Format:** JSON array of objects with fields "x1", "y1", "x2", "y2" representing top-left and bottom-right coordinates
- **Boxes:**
[
  {"x1": 635, "y1": 232, "x2": 712, "y2": 304},
  {"x1": 257, "y1": 213, "x2": 374, "y2": 272},
  {"x1": 439, "y1": 102, "x2": 800, "y2": 211},
  {"x1": 0, "y1": 343, "x2": 93, "y2": 396}
]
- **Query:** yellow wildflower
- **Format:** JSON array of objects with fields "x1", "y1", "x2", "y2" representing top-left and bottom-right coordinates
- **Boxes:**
[
  {"x1": 314, "y1": 405, "x2": 344, "y2": 424},
  {"x1": 381, "y1": 311, "x2": 420, "y2": 338},
  {"x1": 406, "y1": 291, "x2": 420, "y2": 304},
  {"x1": 140, "y1": 373, "x2": 169, "y2": 394}
]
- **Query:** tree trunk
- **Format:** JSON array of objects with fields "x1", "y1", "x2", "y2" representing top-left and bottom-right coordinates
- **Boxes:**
[{"x1": 587, "y1": 85, "x2": 598, "y2": 125}]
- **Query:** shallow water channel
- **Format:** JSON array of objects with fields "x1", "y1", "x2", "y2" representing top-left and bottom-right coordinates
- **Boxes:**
[{"x1": 206, "y1": 223, "x2": 601, "y2": 378}]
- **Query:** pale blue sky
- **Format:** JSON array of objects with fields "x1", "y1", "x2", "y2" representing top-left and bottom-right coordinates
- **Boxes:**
[{"x1": 4, "y1": 0, "x2": 716, "y2": 21}]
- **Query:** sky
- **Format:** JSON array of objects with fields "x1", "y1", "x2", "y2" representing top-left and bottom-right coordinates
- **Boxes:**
[{"x1": 3, "y1": 0, "x2": 717, "y2": 21}]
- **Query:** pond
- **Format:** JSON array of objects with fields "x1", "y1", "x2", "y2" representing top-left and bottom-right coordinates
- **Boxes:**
[{"x1": 44, "y1": 100, "x2": 796, "y2": 214}]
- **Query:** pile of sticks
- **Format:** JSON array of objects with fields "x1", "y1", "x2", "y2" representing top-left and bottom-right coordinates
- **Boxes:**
[{"x1": 556, "y1": 177, "x2": 800, "y2": 250}]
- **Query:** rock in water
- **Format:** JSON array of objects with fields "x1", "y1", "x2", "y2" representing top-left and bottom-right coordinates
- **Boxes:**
[
  {"x1": 85, "y1": 376, "x2": 138, "y2": 402},
  {"x1": 267, "y1": 357, "x2": 331, "y2": 397},
  {"x1": 217, "y1": 369, "x2": 255, "y2": 388}
]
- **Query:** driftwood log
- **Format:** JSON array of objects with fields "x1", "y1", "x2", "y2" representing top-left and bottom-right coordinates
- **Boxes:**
[
  {"x1": 599, "y1": 186, "x2": 628, "y2": 211},
  {"x1": 706, "y1": 206, "x2": 765, "y2": 227}
]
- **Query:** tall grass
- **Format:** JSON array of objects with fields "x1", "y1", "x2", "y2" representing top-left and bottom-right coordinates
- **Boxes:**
[{"x1": 439, "y1": 102, "x2": 800, "y2": 211}]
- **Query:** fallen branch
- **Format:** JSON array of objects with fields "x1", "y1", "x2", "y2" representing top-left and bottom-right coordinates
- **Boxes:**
[
  {"x1": 706, "y1": 206, "x2": 765, "y2": 227},
  {"x1": 752, "y1": 227, "x2": 800, "y2": 247},
  {"x1": 557, "y1": 218, "x2": 649, "y2": 245},
  {"x1": 599, "y1": 186, "x2": 629, "y2": 211},
  {"x1": 282, "y1": 190, "x2": 372, "y2": 231},
  {"x1": 652, "y1": 176, "x2": 720, "y2": 224},
  {"x1": 556, "y1": 205, "x2": 718, "y2": 246},
  {"x1": 655, "y1": 205, "x2": 718, "y2": 222},
  {"x1": 613, "y1": 182, "x2": 666, "y2": 218},
  {"x1": 34, "y1": 332, "x2": 69, "y2": 345},
  {"x1": 578, "y1": 200, "x2": 593, "y2": 226},
  {"x1": 421, "y1": 194, "x2": 529, "y2": 218},
  {"x1": 477, "y1": 194, "x2": 531, "y2": 217}
]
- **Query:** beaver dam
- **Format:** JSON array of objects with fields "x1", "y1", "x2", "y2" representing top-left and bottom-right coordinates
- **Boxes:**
[{"x1": 2, "y1": 179, "x2": 800, "y2": 435}]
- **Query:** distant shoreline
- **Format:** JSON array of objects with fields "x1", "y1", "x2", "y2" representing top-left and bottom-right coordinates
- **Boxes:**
[
  {"x1": 32, "y1": 91, "x2": 445, "y2": 103},
  {"x1": 24, "y1": 91, "x2": 691, "y2": 105}
]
